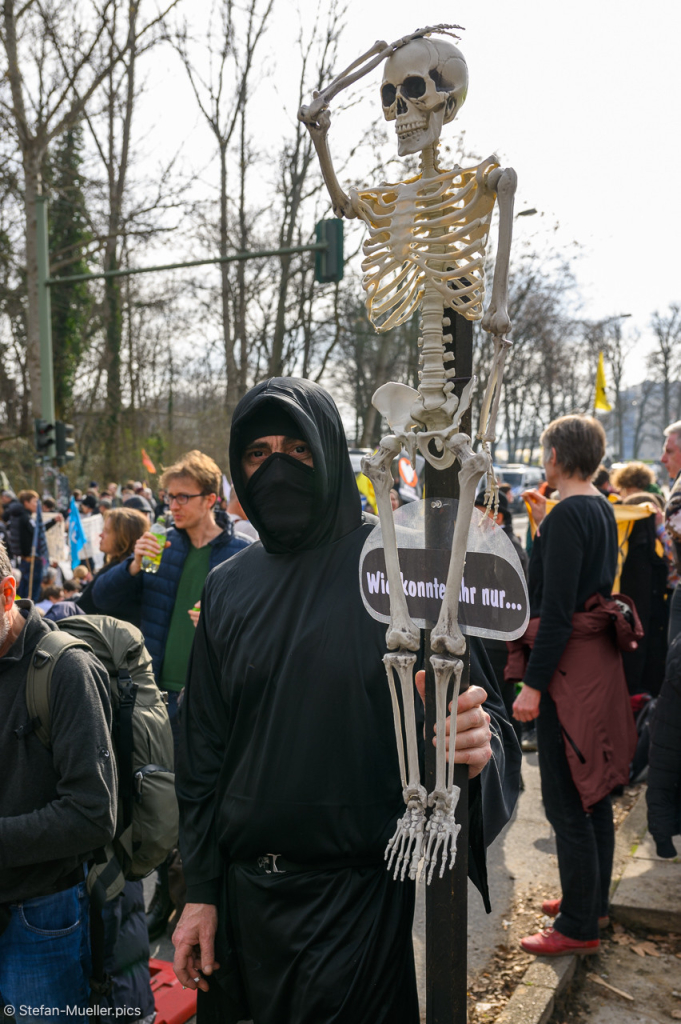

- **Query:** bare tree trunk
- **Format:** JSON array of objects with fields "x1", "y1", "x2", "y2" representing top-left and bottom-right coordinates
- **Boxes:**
[
  {"x1": 22, "y1": 161, "x2": 42, "y2": 409},
  {"x1": 236, "y1": 110, "x2": 249, "y2": 397},
  {"x1": 359, "y1": 333, "x2": 391, "y2": 445},
  {"x1": 220, "y1": 142, "x2": 238, "y2": 421},
  {"x1": 2, "y1": 0, "x2": 162, "y2": 418}
]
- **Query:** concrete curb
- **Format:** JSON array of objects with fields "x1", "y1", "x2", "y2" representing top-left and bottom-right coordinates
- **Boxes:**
[
  {"x1": 496, "y1": 791, "x2": 648, "y2": 1024},
  {"x1": 495, "y1": 955, "x2": 576, "y2": 1024},
  {"x1": 610, "y1": 789, "x2": 681, "y2": 932}
]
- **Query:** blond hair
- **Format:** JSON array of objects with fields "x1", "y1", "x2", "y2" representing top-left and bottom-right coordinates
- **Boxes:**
[
  {"x1": 18, "y1": 489, "x2": 38, "y2": 504},
  {"x1": 160, "y1": 450, "x2": 221, "y2": 497}
]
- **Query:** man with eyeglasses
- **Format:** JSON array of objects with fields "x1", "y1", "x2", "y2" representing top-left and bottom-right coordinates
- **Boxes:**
[{"x1": 92, "y1": 449, "x2": 250, "y2": 939}]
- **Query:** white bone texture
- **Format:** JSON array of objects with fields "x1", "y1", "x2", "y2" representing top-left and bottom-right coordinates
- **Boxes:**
[
  {"x1": 423, "y1": 655, "x2": 463, "y2": 882},
  {"x1": 352, "y1": 158, "x2": 498, "y2": 334},
  {"x1": 302, "y1": 28, "x2": 516, "y2": 885}
]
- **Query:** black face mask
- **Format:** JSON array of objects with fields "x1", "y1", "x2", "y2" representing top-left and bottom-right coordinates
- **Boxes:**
[{"x1": 245, "y1": 452, "x2": 316, "y2": 550}]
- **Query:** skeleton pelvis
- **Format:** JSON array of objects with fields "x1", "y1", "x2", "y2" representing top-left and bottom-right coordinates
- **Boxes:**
[
  {"x1": 415, "y1": 426, "x2": 469, "y2": 470},
  {"x1": 372, "y1": 381, "x2": 420, "y2": 436}
]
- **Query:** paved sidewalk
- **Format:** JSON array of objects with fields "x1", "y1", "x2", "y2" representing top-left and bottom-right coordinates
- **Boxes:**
[{"x1": 611, "y1": 819, "x2": 681, "y2": 933}]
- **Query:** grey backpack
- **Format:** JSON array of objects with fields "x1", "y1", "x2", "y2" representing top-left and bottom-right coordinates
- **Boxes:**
[{"x1": 27, "y1": 614, "x2": 178, "y2": 902}]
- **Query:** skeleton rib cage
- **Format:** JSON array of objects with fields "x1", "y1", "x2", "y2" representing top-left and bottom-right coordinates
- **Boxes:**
[{"x1": 351, "y1": 155, "x2": 499, "y2": 333}]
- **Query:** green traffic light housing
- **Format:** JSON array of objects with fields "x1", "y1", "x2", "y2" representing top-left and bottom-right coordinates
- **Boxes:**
[
  {"x1": 34, "y1": 418, "x2": 55, "y2": 454},
  {"x1": 55, "y1": 420, "x2": 76, "y2": 465},
  {"x1": 314, "y1": 219, "x2": 344, "y2": 284}
]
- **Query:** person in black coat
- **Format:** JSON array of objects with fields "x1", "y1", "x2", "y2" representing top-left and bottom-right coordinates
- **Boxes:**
[
  {"x1": 8, "y1": 490, "x2": 62, "y2": 600},
  {"x1": 647, "y1": 634, "x2": 681, "y2": 857},
  {"x1": 172, "y1": 377, "x2": 520, "y2": 1023}
]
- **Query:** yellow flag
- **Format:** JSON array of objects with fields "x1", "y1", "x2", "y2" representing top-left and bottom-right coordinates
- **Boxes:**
[{"x1": 594, "y1": 351, "x2": 612, "y2": 411}]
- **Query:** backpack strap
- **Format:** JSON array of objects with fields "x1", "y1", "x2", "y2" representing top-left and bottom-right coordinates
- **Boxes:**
[
  {"x1": 26, "y1": 631, "x2": 93, "y2": 749},
  {"x1": 116, "y1": 669, "x2": 139, "y2": 831}
]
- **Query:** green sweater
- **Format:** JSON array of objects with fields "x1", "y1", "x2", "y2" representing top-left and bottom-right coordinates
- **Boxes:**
[{"x1": 160, "y1": 543, "x2": 211, "y2": 692}]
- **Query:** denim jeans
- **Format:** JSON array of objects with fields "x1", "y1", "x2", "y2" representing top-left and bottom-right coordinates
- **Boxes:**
[
  {"x1": 537, "y1": 692, "x2": 614, "y2": 941},
  {"x1": 0, "y1": 882, "x2": 90, "y2": 1018}
]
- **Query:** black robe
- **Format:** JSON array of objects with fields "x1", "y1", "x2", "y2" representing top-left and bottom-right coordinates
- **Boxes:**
[{"x1": 176, "y1": 377, "x2": 520, "y2": 1024}]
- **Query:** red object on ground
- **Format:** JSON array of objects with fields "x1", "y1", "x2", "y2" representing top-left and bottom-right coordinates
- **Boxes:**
[
  {"x1": 541, "y1": 898, "x2": 609, "y2": 928},
  {"x1": 520, "y1": 927, "x2": 600, "y2": 957},
  {"x1": 149, "y1": 958, "x2": 197, "y2": 1024}
]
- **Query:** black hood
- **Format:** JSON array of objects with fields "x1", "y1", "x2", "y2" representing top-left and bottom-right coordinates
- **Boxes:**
[{"x1": 229, "y1": 377, "x2": 362, "y2": 553}]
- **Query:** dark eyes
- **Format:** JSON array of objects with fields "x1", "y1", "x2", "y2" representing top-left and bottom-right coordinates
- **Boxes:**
[
  {"x1": 381, "y1": 76, "x2": 427, "y2": 107},
  {"x1": 382, "y1": 84, "x2": 396, "y2": 107},
  {"x1": 403, "y1": 76, "x2": 426, "y2": 99}
]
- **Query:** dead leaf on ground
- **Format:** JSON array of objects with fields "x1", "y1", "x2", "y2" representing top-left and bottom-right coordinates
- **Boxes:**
[
  {"x1": 638, "y1": 941, "x2": 661, "y2": 957},
  {"x1": 670, "y1": 1011, "x2": 681, "y2": 1021},
  {"x1": 631, "y1": 944, "x2": 648, "y2": 957}
]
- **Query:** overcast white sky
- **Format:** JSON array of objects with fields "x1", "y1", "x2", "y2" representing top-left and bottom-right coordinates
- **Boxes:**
[{"x1": 139, "y1": 0, "x2": 681, "y2": 385}]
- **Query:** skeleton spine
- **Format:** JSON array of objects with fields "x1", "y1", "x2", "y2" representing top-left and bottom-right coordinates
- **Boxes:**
[{"x1": 417, "y1": 144, "x2": 450, "y2": 413}]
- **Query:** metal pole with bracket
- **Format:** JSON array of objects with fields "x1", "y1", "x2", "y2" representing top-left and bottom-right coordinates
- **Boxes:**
[{"x1": 424, "y1": 310, "x2": 473, "y2": 1024}]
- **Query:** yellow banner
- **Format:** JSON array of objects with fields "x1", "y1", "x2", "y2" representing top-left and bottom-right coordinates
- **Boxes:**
[
  {"x1": 594, "y1": 351, "x2": 612, "y2": 411},
  {"x1": 523, "y1": 497, "x2": 657, "y2": 592}
]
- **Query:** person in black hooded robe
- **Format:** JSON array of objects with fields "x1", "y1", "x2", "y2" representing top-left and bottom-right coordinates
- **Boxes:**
[{"x1": 173, "y1": 377, "x2": 521, "y2": 1024}]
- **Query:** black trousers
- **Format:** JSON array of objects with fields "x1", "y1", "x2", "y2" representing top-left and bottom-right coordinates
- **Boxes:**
[{"x1": 537, "y1": 692, "x2": 614, "y2": 941}]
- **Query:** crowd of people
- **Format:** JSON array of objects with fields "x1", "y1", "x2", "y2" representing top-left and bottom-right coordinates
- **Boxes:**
[{"x1": 1, "y1": 382, "x2": 680, "y2": 1021}]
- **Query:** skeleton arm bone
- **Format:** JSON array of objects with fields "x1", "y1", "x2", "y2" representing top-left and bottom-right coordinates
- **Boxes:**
[
  {"x1": 303, "y1": 109, "x2": 357, "y2": 220},
  {"x1": 481, "y1": 166, "x2": 517, "y2": 338}
]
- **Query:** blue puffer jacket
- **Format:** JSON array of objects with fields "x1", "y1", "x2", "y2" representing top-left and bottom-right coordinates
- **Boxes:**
[
  {"x1": 92, "y1": 522, "x2": 250, "y2": 679},
  {"x1": 100, "y1": 880, "x2": 154, "y2": 1018}
]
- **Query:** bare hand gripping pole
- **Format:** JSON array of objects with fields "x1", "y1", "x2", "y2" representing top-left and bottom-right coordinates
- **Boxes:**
[{"x1": 300, "y1": 27, "x2": 516, "y2": 885}]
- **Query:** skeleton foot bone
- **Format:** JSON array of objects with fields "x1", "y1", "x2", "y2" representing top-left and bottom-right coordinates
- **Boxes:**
[
  {"x1": 422, "y1": 654, "x2": 463, "y2": 882},
  {"x1": 383, "y1": 652, "x2": 428, "y2": 880}
]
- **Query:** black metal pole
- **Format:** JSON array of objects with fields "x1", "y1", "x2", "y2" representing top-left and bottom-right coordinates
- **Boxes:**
[{"x1": 424, "y1": 310, "x2": 472, "y2": 1024}]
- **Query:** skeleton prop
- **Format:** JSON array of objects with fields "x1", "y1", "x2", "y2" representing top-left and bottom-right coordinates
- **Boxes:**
[{"x1": 300, "y1": 25, "x2": 516, "y2": 884}]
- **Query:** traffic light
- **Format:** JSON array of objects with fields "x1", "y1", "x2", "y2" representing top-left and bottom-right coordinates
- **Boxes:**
[
  {"x1": 55, "y1": 421, "x2": 76, "y2": 465},
  {"x1": 34, "y1": 418, "x2": 55, "y2": 461},
  {"x1": 314, "y1": 218, "x2": 344, "y2": 284}
]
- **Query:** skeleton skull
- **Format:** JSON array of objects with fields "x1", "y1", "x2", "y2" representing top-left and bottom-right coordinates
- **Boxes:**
[{"x1": 381, "y1": 37, "x2": 468, "y2": 156}]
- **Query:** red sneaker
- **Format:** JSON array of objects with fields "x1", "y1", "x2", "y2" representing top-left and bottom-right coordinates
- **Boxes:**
[
  {"x1": 541, "y1": 898, "x2": 609, "y2": 929},
  {"x1": 521, "y1": 927, "x2": 600, "y2": 957}
]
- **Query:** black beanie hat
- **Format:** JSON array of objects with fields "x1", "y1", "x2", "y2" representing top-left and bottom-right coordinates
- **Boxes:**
[{"x1": 238, "y1": 399, "x2": 307, "y2": 453}]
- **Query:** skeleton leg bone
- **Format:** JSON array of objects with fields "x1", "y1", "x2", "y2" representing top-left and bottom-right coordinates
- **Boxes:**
[
  {"x1": 423, "y1": 655, "x2": 463, "y2": 882},
  {"x1": 384, "y1": 652, "x2": 428, "y2": 881},
  {"x1": 430, "y1": 444, "x2": 490, "y2": 656},
  {"x1": 362, "y1": 439, "x2": 420, "y2": 652}
]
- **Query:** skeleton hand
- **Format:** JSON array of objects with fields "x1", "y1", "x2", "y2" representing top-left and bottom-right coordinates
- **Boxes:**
[
  {"x1": 300, "y1": 103, "x2": 332, "y2": 138},
  {"x1": 416, "y1": 674, "x2": 492, "y2": 779}
]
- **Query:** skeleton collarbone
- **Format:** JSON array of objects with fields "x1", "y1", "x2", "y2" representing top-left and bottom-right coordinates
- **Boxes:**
[{"x1": 350, "y1": 155, "x2": 499, "y2": 333}]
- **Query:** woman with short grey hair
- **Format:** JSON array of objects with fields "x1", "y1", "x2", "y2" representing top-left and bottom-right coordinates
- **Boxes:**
[{"x1": 509, "y1": 415, "x2": 637, "y2": 957}]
